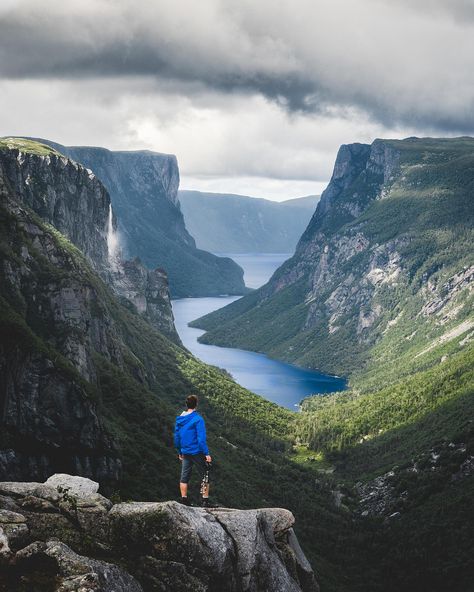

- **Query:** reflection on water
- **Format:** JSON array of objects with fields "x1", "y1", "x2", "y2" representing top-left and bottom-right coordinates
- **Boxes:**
[{"x1": 172, "y1": 253, "x2": 346, "y2": 410}]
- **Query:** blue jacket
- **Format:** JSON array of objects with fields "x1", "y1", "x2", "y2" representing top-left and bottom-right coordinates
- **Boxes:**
[{"x1": 174, "y1": 411, "x2": 209, "y2": 456}]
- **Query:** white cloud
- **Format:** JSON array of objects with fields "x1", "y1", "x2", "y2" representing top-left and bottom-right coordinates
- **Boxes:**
[{"x1": 0, "y1": 1, "x2": 472, "y2": 199}]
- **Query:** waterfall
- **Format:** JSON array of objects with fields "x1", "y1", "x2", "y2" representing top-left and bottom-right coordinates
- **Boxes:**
[{"x1": 107, "y1": 203, "x2": 120, "y2": 270}]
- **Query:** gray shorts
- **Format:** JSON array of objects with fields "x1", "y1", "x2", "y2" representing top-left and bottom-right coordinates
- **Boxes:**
[{"x1": 180, "y1": 453, "x2": 211, "y2": 484}]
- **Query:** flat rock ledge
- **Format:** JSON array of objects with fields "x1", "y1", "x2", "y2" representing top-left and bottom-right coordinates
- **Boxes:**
[{"x1": 0, "y1": 474, "x2": 319, "y2": 592}]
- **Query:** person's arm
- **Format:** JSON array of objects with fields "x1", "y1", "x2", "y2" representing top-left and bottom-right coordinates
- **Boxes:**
[
  {"x1": 196, "y1": 416, "x2": 209, "y2": 456},
  {"x1": 174, "y1": 421, "x2": 182, "y2": 456}
]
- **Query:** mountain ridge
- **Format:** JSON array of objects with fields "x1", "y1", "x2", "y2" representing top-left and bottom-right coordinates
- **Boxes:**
[
  {"x1": 179, "y1": 190, "x2": 319, "y2": 253},
  {"x1": 193, "y1": 136, "x2": 474, "y2": 380}
]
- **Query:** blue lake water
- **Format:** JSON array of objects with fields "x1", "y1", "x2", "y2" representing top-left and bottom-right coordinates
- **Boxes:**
[{"x1": 172, "y1": 253, "x2": 346, "y2": 410}]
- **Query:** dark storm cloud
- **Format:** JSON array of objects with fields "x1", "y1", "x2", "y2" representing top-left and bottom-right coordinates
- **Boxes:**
[{"x1": 0, "y1": 0, "x2": 473, "y2": 132}]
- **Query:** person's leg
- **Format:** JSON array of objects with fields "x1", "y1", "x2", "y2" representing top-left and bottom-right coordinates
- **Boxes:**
[{"x1": 180, "y1": 456, "x2": 192, "y2": 504}]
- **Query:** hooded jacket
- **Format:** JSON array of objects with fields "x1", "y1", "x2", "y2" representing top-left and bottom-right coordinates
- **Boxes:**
[{"x1": 174, "y1": 410, "x2": 209, "y2": 456}]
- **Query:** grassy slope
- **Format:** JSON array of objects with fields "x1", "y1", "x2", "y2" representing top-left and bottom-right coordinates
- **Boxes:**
[{"x1": 0, "y1": 137, "x2": 60, "y2": 156}]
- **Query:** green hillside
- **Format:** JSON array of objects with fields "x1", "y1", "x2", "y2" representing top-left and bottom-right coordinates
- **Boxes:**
[{"x1": 193, "y1": 137, "x2": 474, "y2": 379}]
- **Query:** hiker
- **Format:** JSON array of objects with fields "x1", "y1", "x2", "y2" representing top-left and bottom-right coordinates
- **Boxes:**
[{"x1": 174, "y1": 394, "x2": 212, "y2": 507}]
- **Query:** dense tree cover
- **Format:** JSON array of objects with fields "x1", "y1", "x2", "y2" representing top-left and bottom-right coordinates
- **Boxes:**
[{"x1": 298, "y1": 346, "x2": 473, "y2": 463}]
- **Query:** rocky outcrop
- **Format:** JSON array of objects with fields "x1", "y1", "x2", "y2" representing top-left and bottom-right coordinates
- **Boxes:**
[
  {"x1": 0, "y1": 475, "x2": 318, "y2": 592},
  {"x1": 35, "y1": 139, "x2": 247, "y2": 298},
  {"x1": 111, "y1": 258, "x2": 180, "y2": 343},
  {"x1": 355, "y1": 440, "x2": 474, "y2": 519}
]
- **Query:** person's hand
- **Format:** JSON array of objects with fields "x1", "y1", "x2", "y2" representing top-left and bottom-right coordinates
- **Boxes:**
[
  {"x1": 178, "y1": 454, "x2": 183, "y2": 461},
  {"x1": 205, "y1": 455, "x2": 212, "y2": 463}
]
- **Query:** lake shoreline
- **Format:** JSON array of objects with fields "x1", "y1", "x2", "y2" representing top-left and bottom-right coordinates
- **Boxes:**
[{"x1": 171, "y1": 254, "x2": 346, "y2": 410}]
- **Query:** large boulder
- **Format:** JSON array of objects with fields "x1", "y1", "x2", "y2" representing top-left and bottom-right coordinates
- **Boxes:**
[
  {"x1": 0, "y1": 475, "x2": 319, "y2": 592},
  {"x1": 15, "y1": 540, "x2": 143, "y2": 592},
  {"x1": 109, "y1": 501, "x2": 236, "y2": 590},
  {"x1": 45, "y1": 474, "x2": 100, "y2": 498}
]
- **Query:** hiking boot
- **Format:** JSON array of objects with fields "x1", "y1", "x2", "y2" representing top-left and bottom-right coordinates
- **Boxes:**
[
  {"x1": 179, "y1": 497, "x2": 191, "y2": 506},
  {"x1": 201, "y1": 498, "x2": 213, "y2": 508}
]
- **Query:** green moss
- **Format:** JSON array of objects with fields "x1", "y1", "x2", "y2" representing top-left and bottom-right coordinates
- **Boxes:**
[{"x1": 0, "y1": 137, "x2": 62, "y2": 156}]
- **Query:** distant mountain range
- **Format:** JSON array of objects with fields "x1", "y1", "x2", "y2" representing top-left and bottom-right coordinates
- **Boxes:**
[{"x1": 179, "y1": 190, "x2": 319, "y2": 253}]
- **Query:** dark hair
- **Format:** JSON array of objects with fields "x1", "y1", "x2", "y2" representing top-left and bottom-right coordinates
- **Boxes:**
[{"x1": 186, "y1": 394, "x2": 198, "y2": 409}]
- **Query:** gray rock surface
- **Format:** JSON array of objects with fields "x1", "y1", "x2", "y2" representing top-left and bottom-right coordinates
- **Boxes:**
[
  {"x1": 0, "y1": 475, "x2": 318, "y2": 592},
  {"x1": 45, "y1": 474, "x2": 99, "y2": 498},
  {"x1": 111, "y1": 257, "x2": 180, "y2": 343}
]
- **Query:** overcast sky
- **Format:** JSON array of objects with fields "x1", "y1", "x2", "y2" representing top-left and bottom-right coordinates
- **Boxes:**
[{"x1": 1, "y1": 0, "x2": 473, "y2": 200}]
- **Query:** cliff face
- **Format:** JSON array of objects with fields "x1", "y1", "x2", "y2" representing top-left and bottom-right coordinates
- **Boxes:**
[
  {"x1": 194, "y1": 137, "x2": 474, "y2": 379},
  {"x1": 36, "y1": 140, "x2": 247, "y2": 297},
  {"x1": 0, "y1": 172, "x2": 121, "y2": 484},
  {"x1": 0, "y1": 138, "x2": 179, "y2": 344},
  {"x1": 111, "y1": 258, "x2": 178, "y2": 340},
  {"x1": 0, "y1": 143, "x2": 111, "y2": 272},
  {"x1": 0, "y1": 474, "x2": 319, "y2": 592}
]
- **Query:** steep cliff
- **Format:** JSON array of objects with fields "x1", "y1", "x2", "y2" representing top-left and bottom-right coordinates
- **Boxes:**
[
  {"x1": 0, "y1": 144, "x2": 121, "y2": 485},
  {"x1": 0, "y1": 474, "x2": 318, "y2": 592},
  {"x1": 35, "y1": 139, "x2": 246, "y2": 297},
  {"x1": 0, "y1": 138, "x2": 179, "y2": 344},
  {"x1": 194, "y1": 137, "x2": 474, "y2": 382},
  {"x1": 0, "y1": 139, "x2": 111, "y2": 273},
  {"x1": 179, "y1": 190, "x2": 319, "y2": 253}
]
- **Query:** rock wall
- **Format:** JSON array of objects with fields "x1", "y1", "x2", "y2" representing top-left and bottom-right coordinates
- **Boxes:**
[
  {"x1": 0, "y1": 146, "x2": 111, "y2": 272},
  {"x1": 35, "y1": 139, "x2": 247, "y2": 298},
  {"x1": 0, "y1": 170, "x2": 122, "y2": 484},
  {"x1": 0, "y1": 474, "x2": 319, "y2": 592},
  {"x1": 111, "y1": 258, "x2": 180, "y2": 343},
  {"x1": 0, "y1": 141, "x2": 179, "y2": 343}
]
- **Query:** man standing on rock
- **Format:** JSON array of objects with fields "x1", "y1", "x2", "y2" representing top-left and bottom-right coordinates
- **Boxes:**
[{"x1": 174, "y1": 394, "x2": 212, "y2": 507}]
